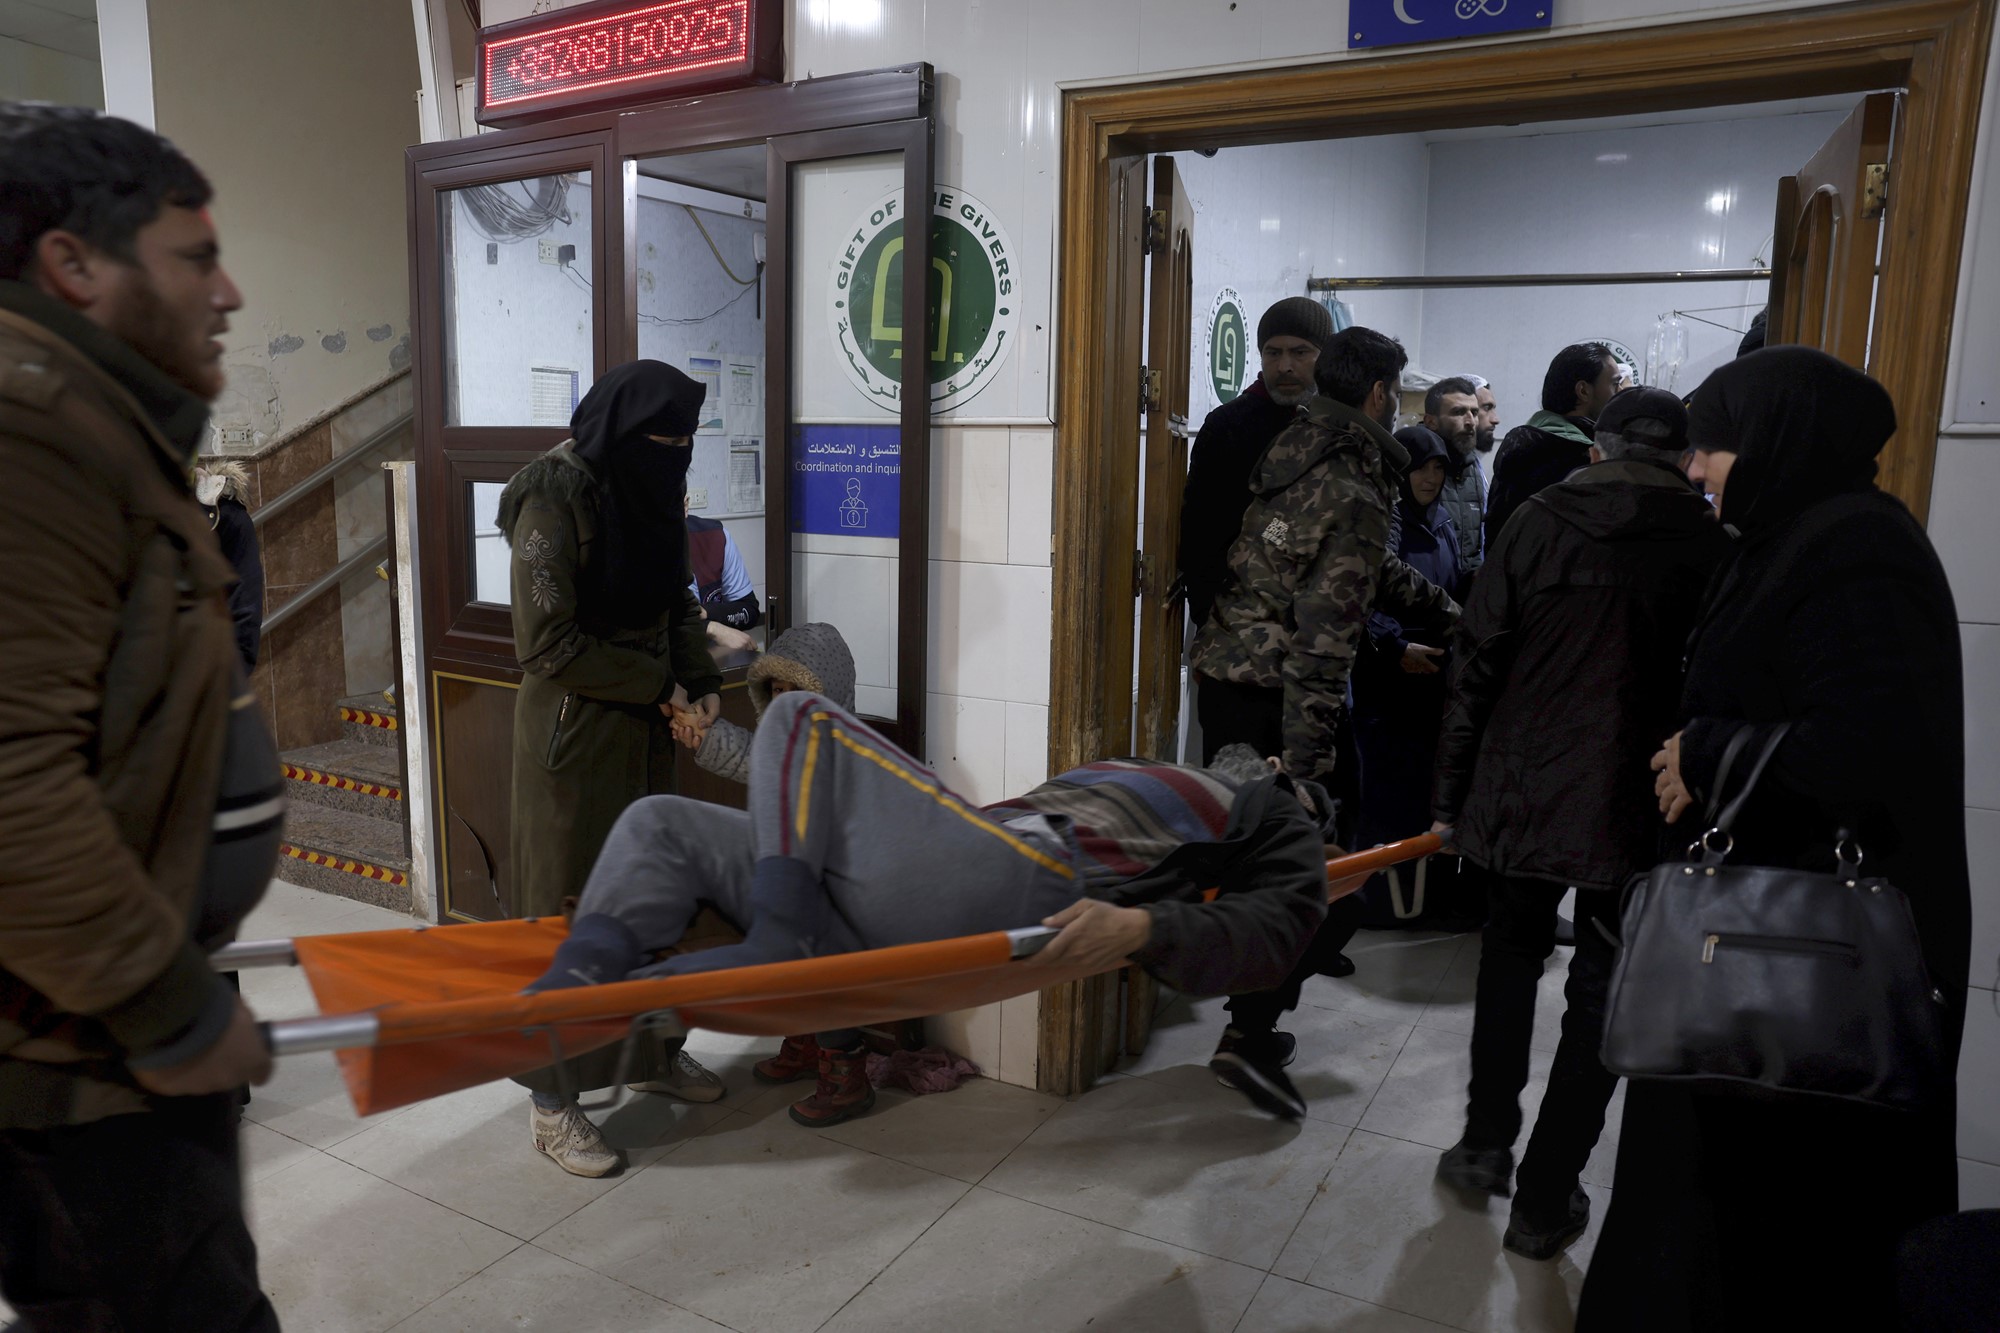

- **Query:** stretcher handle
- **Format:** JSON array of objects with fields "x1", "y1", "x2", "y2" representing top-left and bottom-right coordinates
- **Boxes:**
[
  {"x1": 1327, "y1": 831, "x2": 1446, "y2": 882},
  {"x1": 212, "y1": 939, "x2": 299, "y2": 970}
]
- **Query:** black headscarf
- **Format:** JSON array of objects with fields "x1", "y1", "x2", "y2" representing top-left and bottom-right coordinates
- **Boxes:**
[
  {"x1": 1685, "y1": 346, "x2": 1895, "y2": 539},
  {"x1": 1392, "y1": 424, "x2": 1449, "y2": 512},
  {"x1": 568, "y1": 360, "x2": 706, "y2": 629}
]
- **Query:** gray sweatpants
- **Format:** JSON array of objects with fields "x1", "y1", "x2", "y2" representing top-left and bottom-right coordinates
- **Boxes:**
[{"x1": 574, "y1": 691, "x2": 1080, "y2": 957}]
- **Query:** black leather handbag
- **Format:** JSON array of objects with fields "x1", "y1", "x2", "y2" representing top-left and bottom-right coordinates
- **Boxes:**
[{"x1": 1599, "y1": 722, "x2": 1952, "y2": 1110}]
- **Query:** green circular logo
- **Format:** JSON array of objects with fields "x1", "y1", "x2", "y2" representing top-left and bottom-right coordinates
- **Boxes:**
[
  {"x1": 830, "y1": 187, "x2": 1018, "y2": 414},
  {"x1": 1208, "y1": 287, "x2": 1247, "y2": 404}
]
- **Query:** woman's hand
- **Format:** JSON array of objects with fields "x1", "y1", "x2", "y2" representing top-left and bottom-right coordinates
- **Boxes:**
[
  {"x1": 668, "y1": 692, "x2": 722, "y2": 749},
  {"x1": 1652, "y1": 732, "x2": 1694, "y2": 824},
  {"x1": 659, "y1": 683, "x2": 690, "y2": 722},
  {"x1": 1024, "y1": 898, "x2": 1152, "y2": 975}
]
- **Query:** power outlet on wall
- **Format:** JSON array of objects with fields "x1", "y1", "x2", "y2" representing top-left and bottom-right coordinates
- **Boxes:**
[
  {"x1": 216, "y1": 426, "x2": 253, "y2": 446},
  {"x1": 687, "y1": 489, "x2": 710, "y2": 510},
  {"x1": 538, "y1": 240, "x2": 558, "y2": 265}
]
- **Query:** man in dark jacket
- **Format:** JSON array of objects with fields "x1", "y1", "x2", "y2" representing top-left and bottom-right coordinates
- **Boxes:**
[
  {"x1": 1421, "y1": 375, "x2": 1487, "y2": 577},
  {"x1": 1176, "y1": 296, "x2": 1332, "y2": 628},
  {"x1": 1429, "y1": 387, "x2": 1729, "y2": 1261},
  {"x1": 1484, "y1": 342, "x2": 1621, "y2": 547},
  {"x1": 0, "y1": 106, "x2": 282, "y2": 1328}
]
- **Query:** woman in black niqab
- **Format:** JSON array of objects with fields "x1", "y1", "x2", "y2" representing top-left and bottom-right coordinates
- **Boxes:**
[
  {"x1": 568, "y1": 359, "x2": 706, "y2": 629},
  {"x1": 1685, "y1": 344, "x2": 1897, "y2": 538},
  {"x1": 1580, "y1": 348, "x2": 1971, "y2": 1331}
]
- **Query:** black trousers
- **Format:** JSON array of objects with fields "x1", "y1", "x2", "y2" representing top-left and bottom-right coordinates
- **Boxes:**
[
  {"x1": 1463, "y1": 874, "x2": 1621, "y2": 1212},
  {"x1": 1224, "y1": 893, "x2": 1364, "y2": 1031},
  {"x1": 1198, "y1": 673, "x2": 1363, "y2": 1031},
  {"x1": 0, "y1": 1094, "x2": 278, "y2": 1332}
]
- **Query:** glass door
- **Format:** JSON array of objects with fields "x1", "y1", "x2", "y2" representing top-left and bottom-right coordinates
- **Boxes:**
[
  {"x1": 409, "y1": 129, "x2": 619, "y2": 921},
  {"x1": 767, "y1": 122, "x2": 934, "y2": 749}
]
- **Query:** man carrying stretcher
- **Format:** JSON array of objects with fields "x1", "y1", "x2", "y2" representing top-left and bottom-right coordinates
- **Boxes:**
[{"x1": 529, "y1": 689, "x2": 1335, "y2": 1169}]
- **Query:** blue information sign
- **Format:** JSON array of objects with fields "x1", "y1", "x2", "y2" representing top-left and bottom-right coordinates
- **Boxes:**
[
  {"x1": 789, "y1": 424, "x2": 903, "y2": 538},
  {"x1": 1348, "y1": 0, "x2": 1552, "y2": 51}
]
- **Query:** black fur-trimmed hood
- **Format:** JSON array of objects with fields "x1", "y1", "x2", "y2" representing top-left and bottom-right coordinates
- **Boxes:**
[{"x1": 495, "y1": 444, "x2": 593, "y2": 545}]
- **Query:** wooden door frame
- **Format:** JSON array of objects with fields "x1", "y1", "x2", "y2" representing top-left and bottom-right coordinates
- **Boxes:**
[{"x1": 1042, "y1": 0, "x2": 1994, "y2": 1094}]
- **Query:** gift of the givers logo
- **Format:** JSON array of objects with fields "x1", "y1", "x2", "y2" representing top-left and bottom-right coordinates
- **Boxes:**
[
  {"x1": 1207, "y1": 286, "x2": 1248, "y2": 406},
  {"x1": 829, "y1": 185, "x2": 1018, "y2": 414}
]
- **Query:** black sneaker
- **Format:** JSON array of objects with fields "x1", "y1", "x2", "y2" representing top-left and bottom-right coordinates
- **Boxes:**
[
  {"x1": 1209, "y1": 1026, "x2": 1307, "y2": 1119},
  {"x1": 1316, "y1": 952, "x2": 1356, "y2": 978},
  {"x1": 1503, "y1": 1188, "x2": 1590, "y2": 1260},
  {"x1": 1436, "y1": 1137, "x2": 1515, "y2": 1199}
]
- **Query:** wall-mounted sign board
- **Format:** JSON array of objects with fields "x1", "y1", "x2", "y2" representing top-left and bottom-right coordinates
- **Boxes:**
[
  {"x1": 1348, "y1": 0, "x2": 1552, "y2": 52},
  {"x1": 477, "y1": 0, "x2": 783, "y2": 127}
]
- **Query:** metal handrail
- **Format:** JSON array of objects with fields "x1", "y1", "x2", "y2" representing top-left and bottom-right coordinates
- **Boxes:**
[
  {"x1": 1307, "y1": 268, "x2": 1771, "y2": 291},
  {"x1": 251, "y1": 410, "x2": 413, "y2": 530},
  {"x1": 262, "y1": 534, "x2": 389, "y2": 635}
]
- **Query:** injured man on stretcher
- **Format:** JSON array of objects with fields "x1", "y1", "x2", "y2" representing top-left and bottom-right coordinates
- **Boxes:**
[{"x1": 532, "y1": 690, "x2": 1337, "y2": 1076}]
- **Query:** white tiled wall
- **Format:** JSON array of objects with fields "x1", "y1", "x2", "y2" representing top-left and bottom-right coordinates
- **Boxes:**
[
  {"x1": 1421, "y1": 110, "x2": 1845, "y2": 428},
  {"x1": 1172, "y1": 137, "x2": 1432, "y2": 422}
]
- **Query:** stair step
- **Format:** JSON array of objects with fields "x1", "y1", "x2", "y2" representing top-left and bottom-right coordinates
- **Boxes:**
[
  {"x1": 277, "y1": 804, "x2": 412, "y2": 913},
  {"x1": 337, "y1": 692, "x2": 400, "y2": 750},
  {"x1": 281, "y1": 739, "x2": 405, "y2": 818}
]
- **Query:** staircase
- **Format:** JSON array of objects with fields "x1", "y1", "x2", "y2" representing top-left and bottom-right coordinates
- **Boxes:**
[{"x1": 276, "y1": 694, "x2": 417, "y2": 915}]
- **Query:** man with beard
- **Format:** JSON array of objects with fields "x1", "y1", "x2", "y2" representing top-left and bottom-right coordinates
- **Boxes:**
[
  {"x1": 1485, "y1": 342, "x2": 1622, "y2": 546},
  {"x1": 1191, "y1": 326, "x2": 1460, "y2": 1117},
  {"x1": 1421, "y1": 375, "x2": 1488, "y2": 578},
  {"x1": 1469, "y1": 374, "x2": 1501, "y2": 480},
  {"x1": 0, "y1": 105, "x2": 282, "y2": 1328},
  {"x1": 1177, "y1": 296, "x2": 1333, "y2": 630}
]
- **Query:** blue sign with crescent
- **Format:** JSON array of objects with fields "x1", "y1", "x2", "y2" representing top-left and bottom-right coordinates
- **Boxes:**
[{"x1": 1348, "y1": 0, "x2": 1553, "y2": 50}]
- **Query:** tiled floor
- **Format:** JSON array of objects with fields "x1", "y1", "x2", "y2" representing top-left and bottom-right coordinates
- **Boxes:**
[{"x1": 8, "y1": 885, "x2": 1614, "y2": 1332}]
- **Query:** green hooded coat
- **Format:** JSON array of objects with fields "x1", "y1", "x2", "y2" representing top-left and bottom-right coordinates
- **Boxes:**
[{"x1": 497, "y1": 444, "x2": 721, "y2": 920}]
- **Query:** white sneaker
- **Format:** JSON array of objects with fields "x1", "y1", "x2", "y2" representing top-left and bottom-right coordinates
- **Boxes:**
[
  {"x1": 628, "y1": 1049, "x2": 726, "y2": 1103},
  {"x1": 529, "y1": 1102, "x2": 620, "y2": 1177}
]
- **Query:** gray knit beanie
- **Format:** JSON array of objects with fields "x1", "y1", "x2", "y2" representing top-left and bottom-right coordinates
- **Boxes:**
[{"x1": 1257, "y1": 296, "x2": 1334, "y2": 351}]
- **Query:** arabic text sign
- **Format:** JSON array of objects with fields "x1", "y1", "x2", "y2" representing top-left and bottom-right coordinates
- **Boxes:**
[
  {"x1": 790, "y1": 424, "x2": 902, "y2": 538},
  {"x1": 1348, "y1": 0, "x2": 1551, "y2": 51}
]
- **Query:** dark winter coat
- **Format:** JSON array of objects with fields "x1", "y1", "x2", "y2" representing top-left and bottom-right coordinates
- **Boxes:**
[
  {"x1": 1578, "y1": 349, "x2": 1971, "y2": 1332},
  {"x1": 1432, "y1": 457, "x2": 1729, "y2": 890},
  {"x1": 188, "y1": 465, "x2": 268, "y2": 676},
  {"x1": 1352, "y1": 432, "x2": 1466, "y2": 862},
  {"x1": 498, "y1": 444, "x2": 721, "y2": 919},
  {"x1": 1176, "y1": 378, "x2": 1299, "y2": 624},
  {"x1": 1484, "y1": 410, "x2": 1594, "y2": 549},
  {"x1": 1437, "y1": 441, "x2": 1486, "y2": 576}
]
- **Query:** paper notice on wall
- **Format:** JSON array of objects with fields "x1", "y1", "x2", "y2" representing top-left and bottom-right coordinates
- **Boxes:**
[
  {"x1": 724, "y1": 355, "x2": 761, "y2": 435},
  {"x1": 690, "y1": 357, "x2": 725, "y2": 434},
  {"x1": 530, "y1": 366, "x2": 578, "y2": 426},
  {"x1": 728, "y1": 437, "x2": 763, "y2": 512}
]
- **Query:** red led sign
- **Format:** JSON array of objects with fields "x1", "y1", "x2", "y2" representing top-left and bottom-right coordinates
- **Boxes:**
[{"x1": 476, "y1": 0, "x2": 781, "y2": 127}]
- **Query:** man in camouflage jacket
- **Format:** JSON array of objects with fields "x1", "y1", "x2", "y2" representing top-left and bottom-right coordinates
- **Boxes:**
[{"x1": 1193, "y1": 326, "x2": 1461, "y2": 786}]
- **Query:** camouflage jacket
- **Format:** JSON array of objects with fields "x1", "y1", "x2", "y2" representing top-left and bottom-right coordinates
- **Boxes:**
[{"x1": 1191, "y1": 395, "x2": 1462, "y2": 779}]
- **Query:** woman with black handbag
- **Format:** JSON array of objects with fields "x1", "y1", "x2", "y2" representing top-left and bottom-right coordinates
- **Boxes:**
[{"x1": 1578, "y1": 348, "x2": 1972, "y2": 1329}]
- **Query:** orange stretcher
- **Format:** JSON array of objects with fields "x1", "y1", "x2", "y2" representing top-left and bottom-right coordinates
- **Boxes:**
[{"x1": 222, "y1": 833, "x2": 1443, "y2": 1117}]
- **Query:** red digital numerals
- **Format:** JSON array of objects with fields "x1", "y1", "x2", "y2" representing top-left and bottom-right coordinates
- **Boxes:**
[{"x1": 485, "y1": 0, "x2": 751, "y2": 107}]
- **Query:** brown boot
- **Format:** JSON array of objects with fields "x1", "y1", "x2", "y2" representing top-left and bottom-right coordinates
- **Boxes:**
[
  {"x1": 788, "y1": 1047, "x2": 875, "y2": 1128},
  {"x1": 753, "y1": 1034, "x2": 822, "y2": 1085}
]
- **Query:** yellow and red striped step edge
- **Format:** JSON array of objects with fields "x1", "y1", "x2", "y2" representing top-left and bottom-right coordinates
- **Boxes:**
[
  {"x1": 277, "y1": 844, "x2": 408, "y2": 887},
  {"x1": 282, "y1": 763, "x2": 402, "y2": 802},
  {"x1": 338, "y1": 705, "x2": 399, "y2": 732}
]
